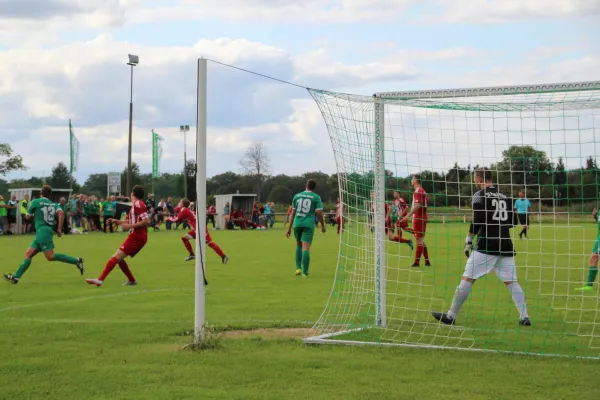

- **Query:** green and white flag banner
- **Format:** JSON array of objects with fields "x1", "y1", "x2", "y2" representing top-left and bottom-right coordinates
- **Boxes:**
[
  {"x1": 152, "y1": 130, "x2": 164, "y2": 179},
  {"x1": 69, "y1": 119, "x2": 80, "y2": 174}
]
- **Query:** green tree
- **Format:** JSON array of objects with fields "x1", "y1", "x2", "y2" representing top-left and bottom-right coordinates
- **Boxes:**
[
  {"x1": 0, "y1": 143, "x2": 26, "y2": 175},
  {"x1": 496, "y1": 145, "x2": 553, "y2": 188},
  {"x1": 47, "y1": 162, "x2": 75, "y2": 189},
  {"x1": 121, "y1": 162, "x2": 142, "y2": 194},
  {"x1": 268, "y1": 185, "x2": 294, "y2": 204}
]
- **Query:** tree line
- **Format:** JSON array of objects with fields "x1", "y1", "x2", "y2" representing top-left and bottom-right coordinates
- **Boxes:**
[{"x1": 1, "y1": 141, "x2": 598, "y2": 209}]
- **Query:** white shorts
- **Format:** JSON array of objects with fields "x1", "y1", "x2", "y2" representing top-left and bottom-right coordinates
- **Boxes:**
[{"x1": 463, "y1": 251, "x2": 517, "y2": 282}]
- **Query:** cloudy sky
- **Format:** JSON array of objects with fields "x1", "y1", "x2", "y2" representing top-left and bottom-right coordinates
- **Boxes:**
[{"x1": 0, "y1": 0, "x2": 598, "y2": 184}]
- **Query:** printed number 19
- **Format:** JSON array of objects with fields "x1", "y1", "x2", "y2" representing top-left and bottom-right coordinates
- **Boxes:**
[{"x1": 296, "y1": 198, "x2": 312, "y2": 214}]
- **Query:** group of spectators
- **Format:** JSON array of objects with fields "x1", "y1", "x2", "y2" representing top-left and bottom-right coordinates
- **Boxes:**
[
  {"x1": 222, "y1": 201, "x2": 277, "y2": 230},
  {"x1": 0, "y1": 190, "x2": 288, "y2": 235}
]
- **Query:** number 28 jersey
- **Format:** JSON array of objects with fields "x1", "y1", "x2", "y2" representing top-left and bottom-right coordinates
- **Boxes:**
[
  {"x1": 292, "y1": 190, "x2": 323, "y2": 229},
  {"x1": 470, "y1": 186, "x2": 517, "y2": 256}
]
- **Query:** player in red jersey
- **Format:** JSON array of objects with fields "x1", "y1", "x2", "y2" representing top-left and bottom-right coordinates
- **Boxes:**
[
  {"x1": 335, "y1": 198, "x2": 347, "y2": 234},
  {"x1": 400, "y1": 175, "x2": 431, "y2": 267},
  {"x1": 85, "y1": 185, "x2": 149, "y2": 287},
  {"x1": 390, "y1": 191, "x2": 414, "y2": 249},
  {"x1": 369, "y1": 190, "x2": 395, "y2": 236},
  {"x1": 168, "y1": 199, "x2": 229, "y2": 264}
]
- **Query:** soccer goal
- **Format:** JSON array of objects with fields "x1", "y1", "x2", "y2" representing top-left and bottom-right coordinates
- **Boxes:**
[{"x1": 304, "y1": 81, "x2": 600, "y2": 359}]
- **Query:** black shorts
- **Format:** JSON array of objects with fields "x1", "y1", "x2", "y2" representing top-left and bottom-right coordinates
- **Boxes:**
[
  {"x1": 7, "y1": 215, "x2": 16, "y2": 224},
  {"x1": 517, "y1": 214, "x2": 529, "y2": 226}
]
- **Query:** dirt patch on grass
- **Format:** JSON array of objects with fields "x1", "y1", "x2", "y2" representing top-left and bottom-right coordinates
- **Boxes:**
[{"x1": 222, "y1": 327, "x2": 313, "y2": 339}]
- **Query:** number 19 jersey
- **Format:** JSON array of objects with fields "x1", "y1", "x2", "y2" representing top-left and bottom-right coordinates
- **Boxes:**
[
  {"x1": 292, "y1": 191, "x2": 323, "y2": 229},
  {"x1": 471, "y1": 186, "x2": 516, "y2": 256}
]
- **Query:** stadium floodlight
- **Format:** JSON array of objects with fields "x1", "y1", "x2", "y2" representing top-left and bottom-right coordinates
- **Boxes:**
[
  {"x1": 127, "y1": 54, "x2": 139, "y2": 66},
  {"x1": 126, "y1": 54, "x2": 139, "y2": 196}
]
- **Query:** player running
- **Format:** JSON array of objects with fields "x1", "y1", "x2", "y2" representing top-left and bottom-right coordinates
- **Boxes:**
[
  {"x1": 431, "y1": 168, "x2": 531, "y2": 327},
  {"x1": 168, "y1": 198, "x2": 228, "y2": 264},
  {"x1": 400, "y1": 175, "x2": 430, "y2": 267},
  {"x1": 390, "y1": 191, "x2": 413, "y2": 249},
  {"x1": 575, "y1": 207, "x2": 600, "y2": 292},
  {"x1": 3, "y1": 185, "x2": 84, "y2": 284},
  {"x1": 335, "y1": 198, "x2": 347, "y2": 234},
  {"x1": 286, "y1": 179, "x2": 326, "y2": 277},
  {"x1": 85, "y1": 185, "x2": 149, "y2": 287}
]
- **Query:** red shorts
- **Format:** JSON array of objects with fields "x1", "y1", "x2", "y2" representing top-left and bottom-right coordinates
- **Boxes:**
[
  {"x1": 385, "y1": 216, "x2": 394, "y2": 234},
  {"x1": 396, "y1": 219, "x2": 409, "y2": 231},
  {"x1": 187, "y1": 229, "x2": 212, "y2": 243},
  {"x1": 336, "y1": 216, "x2": 344, "y2": 225},
  {"x1": 413, "y1": 219, "x2": 427, "y2": 238},
  {"x1": 119, "y1": 233, "x2": 147, "y2": 258}
]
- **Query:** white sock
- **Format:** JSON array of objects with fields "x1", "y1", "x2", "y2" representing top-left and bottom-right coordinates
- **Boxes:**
[
  {"x1": 448, "y1": 280, "x2": 472, "y2": 318},
  {"x1": 507, "y1": 282, "x2": 529, "y2": 319}
]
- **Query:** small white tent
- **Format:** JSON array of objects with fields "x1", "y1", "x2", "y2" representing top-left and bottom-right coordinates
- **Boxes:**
[{"x1": 213, "y1": 193, "x2": 256, "y2": 229}]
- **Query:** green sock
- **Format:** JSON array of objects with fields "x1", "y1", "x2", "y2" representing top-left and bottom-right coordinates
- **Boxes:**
[
  {"x1": 53, "y1": 254, "x2": 78, "y2": 265},
  {"x1": 295, "y1": 247, "x2": 302, "y2": 270},
  {"x1": 14, "y1": 259, "x2": 32, "y2": 279},
  {"x1": 586, "y1": 266, "x2": 598, "y2": 286},
  {"x1": 302, "y1": 251, "x2": 310, "y2": 275}
]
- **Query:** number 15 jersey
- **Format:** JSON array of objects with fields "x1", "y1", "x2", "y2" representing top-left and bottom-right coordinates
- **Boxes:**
[
  {"x1": 292, "y1": 191, "x2": 323, "y2": 229},
  {"x1": 470, "y1": 186, "x2": 516, "y2": 256}
]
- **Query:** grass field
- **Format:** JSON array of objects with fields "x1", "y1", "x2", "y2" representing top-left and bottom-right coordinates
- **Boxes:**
[{"x1": 0, "y1": 224, "x2": 598, "y2": 400}]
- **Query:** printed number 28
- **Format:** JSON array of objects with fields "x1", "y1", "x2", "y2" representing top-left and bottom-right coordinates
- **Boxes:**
[
  {"x1": 296, "y1": 198, "x2": 312, "y2": 214},
  {"x1": 491, "y1": 199, "x2": 508, "y2": 222}
]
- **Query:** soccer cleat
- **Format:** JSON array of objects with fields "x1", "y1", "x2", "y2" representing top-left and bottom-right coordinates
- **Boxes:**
[
  {"x1": 575, "y1": 285, "x2": 594, "y2": 292},
  {"x1": 407, "y1": 239, "x2": 414, "y2": 251},
  {"x1": 123, "y1": 281, "x2": 138, "y2": 286},
  {"x1": 184, "y1": 255, "x2": 196, "y2": 262},
  {"x1": 222, "y1": 255, "x2": 229, "y2": 265},
  {"x1": 411, "y1": 263, "x2": 420, "y2": 268},
  {"x1": 76, "y1": 258, "x2": 85, "y2": 276},
  {"x1": 431, "y1": 311, "x2": 455, "y2": 325},
  {"x1": 425, "y1": 262, "x2": 432, "y2": 267},
  {"x1": 519, "y1": 317, "x2": 532, "y2": 326},
  {"x1": 3, "y1": 273, "x2": 19, "y2": 284},
  {"x1": 295, "y1": 269, "x2": 302, "y2": 276},
  {"x1": 302, "y1": 274, "x2": 308, "y2": 277},
  {"x1": 85, "y1": 278, "x2": 103, "y2": 287}
]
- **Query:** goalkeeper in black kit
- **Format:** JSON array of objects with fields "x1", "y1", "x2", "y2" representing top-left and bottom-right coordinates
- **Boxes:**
[{"x1": 431, "y1": 168, "x2": 531, "y2": 327}]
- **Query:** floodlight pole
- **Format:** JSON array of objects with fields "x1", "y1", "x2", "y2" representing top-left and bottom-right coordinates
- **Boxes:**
[
  {"x1": 181, "y1": 125, "x2": 189, "y2": 198},
  {"x1": 126, "y1": 55, "x2": 138, "y2": 197},
  {"x1": 193, "y1": 58, "x2": 208, "y2": 345}
]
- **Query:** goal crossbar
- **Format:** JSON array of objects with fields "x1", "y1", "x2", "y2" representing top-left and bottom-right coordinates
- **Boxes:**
[{"x1": 375, "y1": 80, "x2": 600, "y2": 99}]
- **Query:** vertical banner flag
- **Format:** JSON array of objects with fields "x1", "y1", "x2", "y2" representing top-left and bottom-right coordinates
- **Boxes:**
[
  {"x1": 69, "y1": 119, "x2": 80, "y2": 174},
  {"x1": 152, "y1": 130, "x2": 164, "y2": 179}
]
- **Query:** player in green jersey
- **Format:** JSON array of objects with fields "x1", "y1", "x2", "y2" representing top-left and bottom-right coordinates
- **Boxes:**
[
  {"x1": 3, "y1": 185, "x2": 84, "y2": 284},
  {"x1": 286, "y1": 179, "x2": 326, "y2": 277},
  {"x1": 575, "y1": 207, "x2": 600, "y2": 292}
]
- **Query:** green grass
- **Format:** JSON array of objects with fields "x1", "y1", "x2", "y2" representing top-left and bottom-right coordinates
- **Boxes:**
[{"x1": 0, "y1": 225, "x2": 598, "y2": 400}]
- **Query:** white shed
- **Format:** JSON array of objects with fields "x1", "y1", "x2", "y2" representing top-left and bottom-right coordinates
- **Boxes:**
[{"x1": 213, "y1": 193, "x2": 256, "y2": 229}]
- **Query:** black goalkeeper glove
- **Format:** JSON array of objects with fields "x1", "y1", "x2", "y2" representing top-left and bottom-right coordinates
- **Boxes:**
[{"x1": 464, "y1": 236, "x2": 473, "y2": 258}]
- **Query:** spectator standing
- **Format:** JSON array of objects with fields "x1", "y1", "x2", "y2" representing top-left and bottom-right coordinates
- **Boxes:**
[
  {"x1": 21, "y1": 194, "x2": 30, "y2": 234},
  {"x1": 0, "y1": 195, "x2": 8, "y2": 235},
  {"x1": 207, "y1": 203, "x2": 216, "y2": 229},
  {"x1": 102, "y1": 197, "x2": 115, "y2": 233},
  {"x1": 223, "y1": 201, "x2": 231, "y2": 227},
  {"x1": 7, "y1": 195, "x2": 18, "y2": 234}
]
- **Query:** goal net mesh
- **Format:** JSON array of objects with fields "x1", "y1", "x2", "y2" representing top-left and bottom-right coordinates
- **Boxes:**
[{"x1": 305, "y1": 82, "x2": 600, "y2": 358}]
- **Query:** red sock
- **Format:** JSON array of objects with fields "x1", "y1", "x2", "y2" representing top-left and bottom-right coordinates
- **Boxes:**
[
  {"x1": 423, "y1": 245, "x2": 430, "y2": 263},
  {"x1": 337, "y1": 224, "x2": 340, "y2": 234},
  {"x1": 414, "y1": 245, "x2": 423, "y2": 265},
  {"x1": 394, "y1": 235, "x2": 409, "y2": 244},
  {"x1": 182, "y1": 237, "x2": 194, "y2": 256},
  {"x1": 118, "y1": 260, "x2": 136, "y2": 282},
  {"x1": 99, "y1": 257, "x2": 118, "y2": 281},
  {"x1": 208, "y1": 242, "x2": 225, "y2": 258}
]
